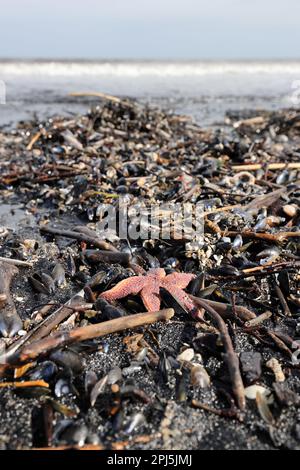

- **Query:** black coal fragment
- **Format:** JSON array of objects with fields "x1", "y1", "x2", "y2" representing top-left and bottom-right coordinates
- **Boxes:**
[{"x1": 240, "y1": 351, "x2": 262, "y2": 385}]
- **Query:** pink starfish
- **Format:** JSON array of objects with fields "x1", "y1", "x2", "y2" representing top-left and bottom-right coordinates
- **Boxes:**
[{"x1": 100, "y1": 268, "x2": 197, "y2": 313}]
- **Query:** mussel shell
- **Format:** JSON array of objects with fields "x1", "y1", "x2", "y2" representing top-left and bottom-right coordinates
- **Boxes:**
[
  {"x1": 27, "y1": 361, "x2": 58, "y2": 382},
  {"x1": 95, "y1": 298, "x2": 127, "y2": 320},
  {"x1": 29, "y1": 272, "x2": 55, "y2": 295},
  {"x1": 15, "y1": 386, "x2": 51, "y2": 399},
  {"x1": 66, "y1": 253, "x2": 77, "y2": 277},
  {"x1": 54, "y1": 378, "x2": 73, "y2": 398},
  {"x1": 54, "y1": 421, "x2": 88, "y2": 446},
  {"x1": 88, "y1": 267, "x2": 124, "y2": 290},
  {"x1": 50, "y1": 349, "x2": 85, "y2": 374},
  {"x1": 157, "y1": 352, "x2": 172, "y2": 383},
  {"x1": 52, "y1": 263, "x2": 66, "y2": 286},
  {"x1": 188, "y1": 274, "x2": 205, "y2": 296},
  {"x1": 277, "y1": 270, "x2": 290, "y2": 297},
  {"x1": 210, "y1": 265, "x2": 240, "y2": 277},
  {"x1": 160, "y1": 287, "x2": 189, "y2": 315},
  {"x1": 84, "y1": 370, "x2": 98, "y2": 394},
  {"x1": 0, "y1": 309, "x2": 23, "y2": 338}
]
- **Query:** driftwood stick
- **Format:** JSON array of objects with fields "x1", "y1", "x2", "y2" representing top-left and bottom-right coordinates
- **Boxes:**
[
  {"x1": 203, "y1": 299, "x2": 256, "y2": 322},
  {"x1": 190, "y1": 296, "x2": 246, "y2": 410},
  {"x1": 40, "y1": 225, "x2": 117, "y2": 252},
  {"x1": 13, "y1": 308, "x2": 175, "y2": 364}
]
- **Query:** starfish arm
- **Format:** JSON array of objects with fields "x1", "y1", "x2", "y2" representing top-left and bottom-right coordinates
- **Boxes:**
[
  {"x1": 163, "y1": 272, "x2": 196, "y2": 289},
  {"x1": 140, "y1": 287, "x2": 161, "y2": 312},
  {"x1": 100, "y1": 276, "x2": 146, "y2": 301}
]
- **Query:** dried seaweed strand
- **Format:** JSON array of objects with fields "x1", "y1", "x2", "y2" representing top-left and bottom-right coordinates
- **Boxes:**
[{"x1": 190, "y1": 295, "x2": 246, "y2": 410}]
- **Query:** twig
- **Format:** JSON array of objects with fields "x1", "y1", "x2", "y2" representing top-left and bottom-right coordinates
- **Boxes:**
[
  {"x1": 224, "y1": 230, "x2": 300, "y2": 243},
  {"x1": 40, "y1": 225, "x2": 117, "y2": 252},
  {"x1": 191, "y1": 399, "x2": 242, "y2": 421},
  {"x1": 0, "y1": 257, "x2": 33, "y2": 268},
  {"x1": 26, "y1": 130, "x2": 42, "y2": 150},
  {"x1": 203, "y1": 204, "x2": 241, "y2": 217},
  {"x1": 232, "y1": 163, "x2": 300, "y2": 172},
  {"x1": 244, "y1": 311, "x2": 272, "y2": 328},
  {"x1": 274, "y1": 284, "x2": 292, "y2": 317},
  {"x1": 12, "y1": 309, "x2": 175, "y2": 364},
  {"x1": 190, "y1": 296, "x2": 246, "y2": 410},
  {"x1": 264, "y1": 329, "x2": 293, "y2": 357},
  {"x1": 70, "y1": 91, "x2": 134, "y2": 108}
]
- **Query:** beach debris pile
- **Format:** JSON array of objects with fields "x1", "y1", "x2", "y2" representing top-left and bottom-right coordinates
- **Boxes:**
[{"x1": 0, "y1": 96, "x2": 299, "y2": 449}]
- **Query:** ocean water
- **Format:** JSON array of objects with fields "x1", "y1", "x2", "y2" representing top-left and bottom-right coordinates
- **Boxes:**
[{"x1": 0, "y1": 60, "x2": 300, "y2": 126}]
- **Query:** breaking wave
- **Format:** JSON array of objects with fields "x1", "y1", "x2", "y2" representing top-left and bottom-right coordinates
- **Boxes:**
[{"x1": 1, "y1": 60, "x2": 300, "y2": 77}]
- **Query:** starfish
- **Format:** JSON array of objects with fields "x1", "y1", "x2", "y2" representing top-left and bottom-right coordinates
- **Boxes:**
[{"x1": 100, "y1": 268, "x2": 197, "y2": 313}]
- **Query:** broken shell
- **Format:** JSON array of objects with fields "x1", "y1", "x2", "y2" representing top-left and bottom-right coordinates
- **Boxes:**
[
  {"x1": 256, "y1": 246, "x2": 280, "y2": 262},
  {"x1": 256, "y1": 391, "x2": 275, "y2": 426},
  {"x1": 266, "y1": 358, "x2": 285, "y2": 382},
  {"x1": 107, "y1": 366, "x2": 122, "y2": 385},
  {"x1": 177, "y1": 348, "x2": 194, "y2": 363},
  {"x1": 125, "y1": 412, "x2": 145, "y2": 434},
  {"x1": 90, "y1": 375, "x2": 108, "y2": 407},
  {"x1": 232, "y1": 234, "x2": 243, "y2": 251},
  {"x1": 232, "y1": 171, "x2": 256, "y2": 186},
  {"x1": 283, "y1": 204, "x2": 298, "y2": 218}
]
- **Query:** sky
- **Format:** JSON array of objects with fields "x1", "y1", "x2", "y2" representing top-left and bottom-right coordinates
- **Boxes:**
[{"x1": 0, "y1": 0, "x2": 299, "y2": 60}]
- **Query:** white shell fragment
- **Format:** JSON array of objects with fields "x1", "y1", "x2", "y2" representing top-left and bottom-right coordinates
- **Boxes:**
[
  {"x1": 245, "y1": 385, "x2": 274, "y2": 404},
  {"x1": 177, "y1": 348, "x2": 194, "y2": 363}
]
